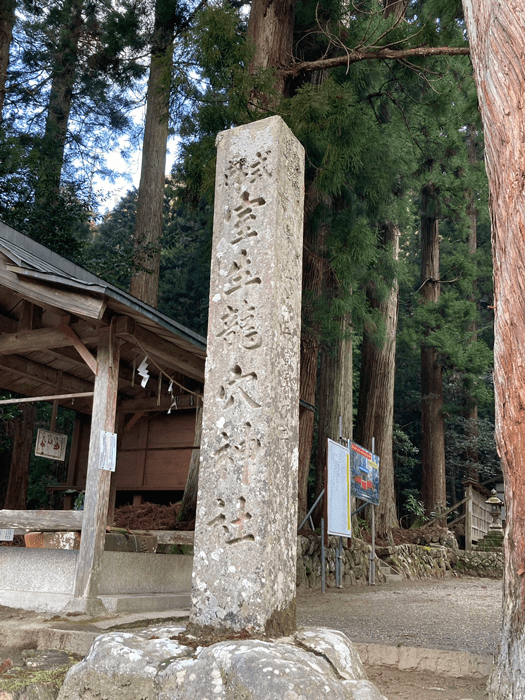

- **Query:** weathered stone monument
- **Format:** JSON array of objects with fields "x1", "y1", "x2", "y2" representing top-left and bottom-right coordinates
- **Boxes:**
[
  {"x1": 189, "y1": 116, "x2": 304, "y2": 636},
  {"x1": 57, "y1": 117, "x2": 388, "y2": 700}
]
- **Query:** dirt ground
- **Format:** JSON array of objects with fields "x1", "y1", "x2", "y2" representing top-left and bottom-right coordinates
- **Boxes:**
[
  {"x1": 365, "y1": 665, "x2": 487, "y2": 700},
  {"x1": 1, "y1": 578, "x2": 498, "y2": 700},
  {"x1": 296, "y1": 578, "x2": 499, "y2": 700}
]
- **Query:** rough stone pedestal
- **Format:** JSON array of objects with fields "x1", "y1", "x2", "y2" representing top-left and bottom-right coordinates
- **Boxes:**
[
  {"x1": 190, "y1": 116, "x2": 305, "y2": 635},
  {"x1": 57, "y1": 626, "x2": 387, "y2": 700}
]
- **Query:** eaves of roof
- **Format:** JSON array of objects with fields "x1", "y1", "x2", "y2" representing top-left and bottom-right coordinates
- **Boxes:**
[{"x1": 0, "y1": 220, "x2": 207, "y2": 354}]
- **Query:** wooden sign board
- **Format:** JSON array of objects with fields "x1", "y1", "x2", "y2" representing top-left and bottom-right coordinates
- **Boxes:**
[{"x1": 35, "y1": 429, "x2": 68, "y2": 461}]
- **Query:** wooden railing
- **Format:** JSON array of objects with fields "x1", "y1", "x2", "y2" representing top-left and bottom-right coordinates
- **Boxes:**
[
  {"x1": 0, "y1": 509, "x2": 83, "y2": 535},
  {"x1": 419, "y1": 480, "x2": 494, "y2": 551}
]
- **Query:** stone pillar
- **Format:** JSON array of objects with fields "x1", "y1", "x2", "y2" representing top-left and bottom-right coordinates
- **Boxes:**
[{"x1": 190, "y1": 116, "x2": 304, "y2": 636}]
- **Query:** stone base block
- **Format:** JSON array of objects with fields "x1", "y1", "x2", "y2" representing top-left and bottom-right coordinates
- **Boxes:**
[
  {"x1": 99, "y1": 592, "x2": 190, "y2": 613},
  {"x1": 25, "y1": 532, "x2": 81, "y2": 550}
]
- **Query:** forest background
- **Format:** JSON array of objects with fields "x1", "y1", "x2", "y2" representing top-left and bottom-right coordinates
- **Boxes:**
[{"x1": 0, "y1": 0, "x2": 500, "y2": 542}]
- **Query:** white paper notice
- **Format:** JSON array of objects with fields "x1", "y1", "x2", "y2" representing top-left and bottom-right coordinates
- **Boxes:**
[
  {"x1": 327, "y1": 438, "x2": 352, "y2": 537},
  {"x1": 100, "y1": 431, "x2": 117, "y2": 472}
]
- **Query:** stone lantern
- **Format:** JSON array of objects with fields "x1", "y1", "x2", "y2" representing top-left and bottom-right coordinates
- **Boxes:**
[{"x1": 485, "y1": 489, "x2": 504, "y2": 533}]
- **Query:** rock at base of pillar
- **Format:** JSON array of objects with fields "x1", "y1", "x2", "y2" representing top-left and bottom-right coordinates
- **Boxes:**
[{"x1": 57, "y1": 625, "x2": 386, "y2": 700}]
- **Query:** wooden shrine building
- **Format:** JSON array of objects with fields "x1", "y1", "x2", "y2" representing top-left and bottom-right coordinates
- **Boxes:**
[{"x1": 0, "y1": 220, "x2": 206, "y2": 614}]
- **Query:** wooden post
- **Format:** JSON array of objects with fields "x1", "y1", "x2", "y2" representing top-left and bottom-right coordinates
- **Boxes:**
[
  {"x1": 65, "y1": 327, "x2": 120, "y2": 615},
  {"x1": 464, "y1": 480, "x2": 474, "y2": 552}
]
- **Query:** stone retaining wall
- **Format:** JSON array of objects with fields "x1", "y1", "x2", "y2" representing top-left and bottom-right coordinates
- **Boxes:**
[
  {"x1": 296, "y1": 535, "x2": 502, "y2": 590},
  {"x1": 376, "y1": 543, "x2": 450, "y2": 580},
  {"x1": 449, "y1": 550, "x2": 503, "y2": 578}
]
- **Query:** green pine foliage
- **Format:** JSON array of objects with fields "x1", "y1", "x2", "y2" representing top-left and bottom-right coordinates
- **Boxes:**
[{"x1": 86, "y1": 179, "x2": 212, "y2": 335}]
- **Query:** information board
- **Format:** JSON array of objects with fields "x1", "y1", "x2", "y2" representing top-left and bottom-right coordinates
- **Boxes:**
[
  {"x1": 350, "y1": 441, "x2": 379, "y2": 505},
  {"x1": 327, "y1": 438, "x2": 352, "y2": 537}
]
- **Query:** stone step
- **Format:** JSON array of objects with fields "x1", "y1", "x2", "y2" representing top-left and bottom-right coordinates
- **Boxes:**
[
  {"x1": 376, "y1": 559, "x2": 403, "y2": 583},
  {"x1": 99, "y1": 592, "x2": 191, "y2": 614},
  {"x1": 383, "y1": 572, "x2": 403, "y2": 583}
]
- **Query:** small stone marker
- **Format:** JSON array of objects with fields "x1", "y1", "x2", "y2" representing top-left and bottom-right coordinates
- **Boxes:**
[{"x1": 190, "y1": 116, "x2": 305, "y2": 635}]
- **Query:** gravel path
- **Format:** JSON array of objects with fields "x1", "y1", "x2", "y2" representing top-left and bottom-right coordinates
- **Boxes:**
[{"x1": 297, "y1": 576, "x2": 502, "y2": 655}]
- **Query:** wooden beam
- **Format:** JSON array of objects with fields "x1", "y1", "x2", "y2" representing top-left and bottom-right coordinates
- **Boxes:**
[
  {"x1": 124, "y1": 411, "x2": 145, "y2": 432},
  {"x1": 0, "y1": 261, "x2": 107, "y2": 320},
  {"x1": 0, "y1": 322, "x2": 101, "y2": 358},
  {"x1": 18, "y1": 300, "x2": 41, "y2": 331},
  {"x1": 114, "y1": 316, "x2": 205, "y2": 382},
  {"x1": 118, "y1": 393, "x2": 202, "y2": 413},
  {"x1": 0, "y1": 355, "x2": 93, "y2": 394},
  {"x1": 0, "y1": 391, "x2": 93, "y2": 405},
  {"x1": 58, "y1": 320, "x2": 98, "y2": 375},
  {"x1": 0, "y1": 311, "x2": 99, "y2": 343},
  {"x1": 69, "y1": 326, "x2": 120, "y2": 614},
  {"x1": 0, "y1": 509, "x2": 83, "y2": 533},
  {"x1": 43, "y1": 346, "x2": 143, "y2": 393},
  {"x1": 0, "y1": 327, "x2": 75, "y2": 355}
]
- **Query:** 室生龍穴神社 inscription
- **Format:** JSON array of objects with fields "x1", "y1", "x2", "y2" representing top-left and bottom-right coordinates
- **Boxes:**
[
  {"x1": 216, "y1": 300, "x2": 262, "y2": 349},
  {"x1": 190, "y1": 117, "x2": 305, "y2": 635}
]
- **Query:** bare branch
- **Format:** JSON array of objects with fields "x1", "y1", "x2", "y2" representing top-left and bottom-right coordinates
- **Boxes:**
[{"x1": 283, "y1": 46, "x2": 470, "y2": 78}]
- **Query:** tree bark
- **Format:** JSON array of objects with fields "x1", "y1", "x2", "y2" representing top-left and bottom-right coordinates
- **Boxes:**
[
  {"x1": 315, "y1": 313, "x2": 353, "y2": 522},
  {"x1": 420, "y1": 185, "x2": 446, "y2": 516},
  {"x1": 247, "y1": 0, "x2": 319, "y2": 526},
  {"x1": 461, "y1": 3, "x2": 525, "y2": 697},
  {"x1": 3, "y1": 403, "x2": 36, "y2": 509},
  {"x1": 297, "y1": 196, "x2": 326, "y2": 526},
  {"x1": 247, "y1": 0, "x2": 296, "y2": 97},
  {"x1": 0, "y1": 0, "x2": 15, "y2": 119},
  {"x1": 464, "y1": 123, "x2": 479, "y2": 480},
  {"x1": 129, "y1": 2, "x2": 174, "y2": 308},
  {"x1": 383, "y1": 0, "x2": 408, "y2": 20},
  {"x1": 355, "y1": 223, "x2": 400, "y2": 540},
  {"x1": 35, "y1": 0, "x2": 83, "y2": 202}
]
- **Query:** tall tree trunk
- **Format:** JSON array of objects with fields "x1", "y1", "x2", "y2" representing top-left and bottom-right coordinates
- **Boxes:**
[
  {"x1": 247, "y1": 0, "x2": 296, "y2": 97},
  {"x1": 0, "y1": 0, "x2": 15, "y2": 119},
  {"x1": 297, "y1": 333, "x2": 318, "y2": 527},
  {"x1": 315, "y1": 313, "x2": 353, "y2": 522},
  {"x1": 247, "y1": 0, "x2": 323, "y2": 526},
  {"x1": 35, "y1": 0, "x2": 83, "y2": 203},
  {"x1": 297, "y1": 191, "x2": 326, "y2": 526},
  {"x1": 383, "y1": 0, "x2": 408, "y2": 19},
  {"x1": 3, "y1": 404, "x2": 36, "y2": 509},
  {"x1": 129, "y1": 2, "x2": 175, "y2": 308},
  {"x1": 464, "y1": 123, "x2": 479, "y2": 479},
  {"x1": 461, "y1": 4, "x2": 525, "y2": 697},
  {"x1": 355, "y1": 223, "x2": 400, "y2": 540},
  {"x1": 420, "y1": 184, "x2": 446, "y2": 516}
]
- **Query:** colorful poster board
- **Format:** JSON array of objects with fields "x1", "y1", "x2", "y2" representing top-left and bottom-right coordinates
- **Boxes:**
[
  {"x1": 350, "y1": 441, "x2": 379, "y2": 505},
  {"x1": 35, "y1": 429, "x2": 68, "y2": 461},
  {"x1": 327, "y1": 438, "x2": 352, "y2": 537}
]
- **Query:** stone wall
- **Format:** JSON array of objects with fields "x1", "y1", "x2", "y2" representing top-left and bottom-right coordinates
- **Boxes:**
[
  {"x1": 449, "y1": 549, "x2": 503, "y2": 578},
  {"x1": 296, "y1": 535, "x2": 502, "y2": 590}
]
